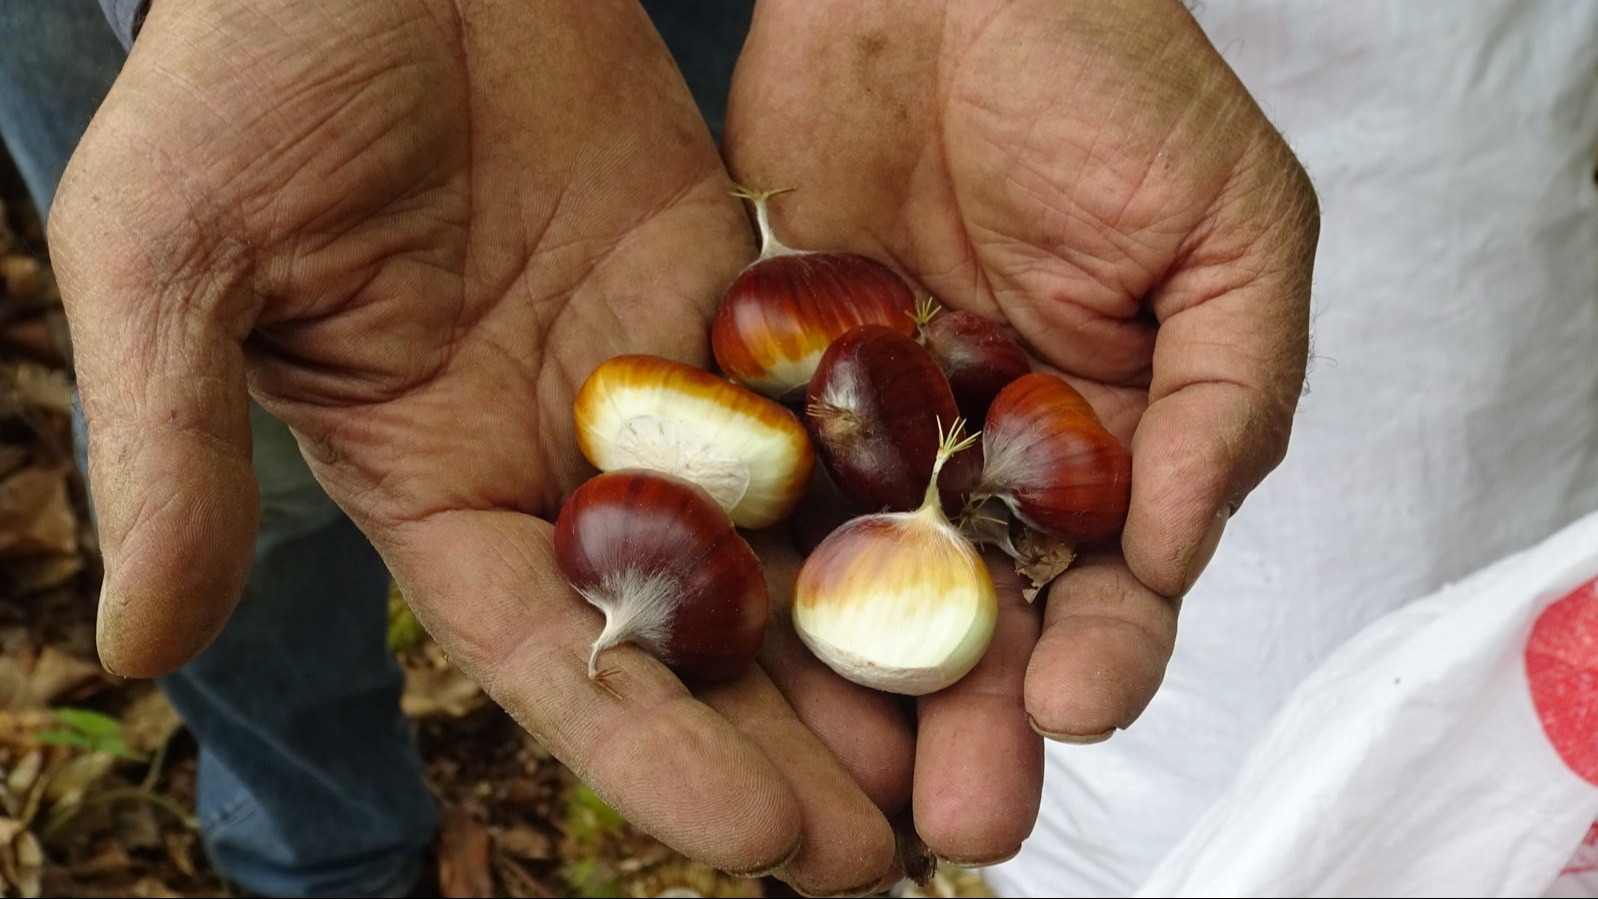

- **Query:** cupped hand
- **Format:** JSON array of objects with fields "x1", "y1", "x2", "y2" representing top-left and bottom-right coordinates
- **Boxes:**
[
  {"x1": 50, "y1": 0, "x2": 906, "y2": 892},
  {"x1": 725, "y1": 0, "x2": 1319, "y2": 864}
]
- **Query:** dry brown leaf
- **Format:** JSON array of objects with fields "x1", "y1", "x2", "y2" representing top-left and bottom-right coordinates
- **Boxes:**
[
  {"x1": 438, "y1": 804, "x2": 495, "y2": 899},
  {"x1": 0, "y1": 255, "x2": 40, "y2": 298},
  {"x1": 1, "y1": 362, "x2": 71, "y2": 414},
  {"x1": 25, "y1": 646, "x2": 109, "y2": 706},
  {"x1": 162, "y1": 830, "x2": 196, "y2": 879},
  {"x1": 131, "y1": 875, "x2": 184, "y2": 898},
  {"x1": 0, "y1": 446, "x2": 26, "y2": 481},
  {"x1": 118, "y1": 690, "x2": 182, "y2": 757},
  {"x1": 0, "y1": 816, "x2": 43, "y2": 898},
  {"x1": 492, "y1": 825, "x2": 553, "y2": 861},
  {"x1": 492, "y1": 853, "x2": 557, "y2": 899},
  {"x1": 0, "y1": 658, "x2": 33, "y2": 713},
  {"x1": 5, "y1": 555, "x2": 84, "y2": 596},
  {"x1": 0, "y1": 466, "x2": 77, "y2": 558},
  {"x1": 43, "y1": 751, "x2": 116, "y2": 806},
  {"x1": 893, "y1": 813, "x2": 937, "y2": 889},
  {"x1": 5, "y1": 749, "x2": 43, "y2": 807},
  {"x1": 1011, "y1": 527, "x2": 1076, "y2": 603},
  {"x1": 112, "y1": 801, "x2": 164, "y2": 852},
  {"x1": 65, "y1": 840, "x2": 133, "y2": 878},
  {"x1": 402, "y1": 661, "x2": 485, "y2": 719},
  {"x1": 0, "y1": 316, "x2": 65, "y2": 367}
]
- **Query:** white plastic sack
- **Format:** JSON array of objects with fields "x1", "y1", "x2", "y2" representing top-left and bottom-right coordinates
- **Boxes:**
[
  {"x1": 1136, "y1": 508, "x2": 1598, "y2": 897},
  {"x1": 986, "y1": 3, "x2": 1598, "y2": 894}
]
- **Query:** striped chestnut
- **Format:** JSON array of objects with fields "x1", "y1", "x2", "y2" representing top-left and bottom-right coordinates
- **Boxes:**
[
  {"x1": 574, "y1": 354, "x2": 814, "y2": 529},
  {"x1": 710, "y1": 186, "x2": 917, "y2": 401},
  {"x1": 554, "y1": 469, "x2": 768, "y2": 684},
  {"x1": 804, "y1": 325, "x2": 979, "y2": 516},
  {"x1": 976, "y1": 373, "x2": 1131, "y2": 544}
]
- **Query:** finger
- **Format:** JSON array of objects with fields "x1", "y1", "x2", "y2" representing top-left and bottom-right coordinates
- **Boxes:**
[
  {"x1": 698, "y1": 669, "x2": 899, "y2": 897},
  {"x1": 913, "y1": 554, "x2": 1043, "y2": 866},
  {"x1": 1126, "y1": 140, "x2": 1319, "y2": 598},
  {"x1": 749, "y1": 529, "x2": 916, "y2": 815},
  {"x1": 1024, "y1": 547, "x2": 1178, "y2": 740},
  {"x1": 382, "y1": 510, "x2": 804, "y2": 875},
  {"x1": 50, "y1": 153, "x2": 260, "y2": 678}
]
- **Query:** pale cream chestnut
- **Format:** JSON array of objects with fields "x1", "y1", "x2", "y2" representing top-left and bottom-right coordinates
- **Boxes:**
[
  {"x1": 792, "y1": 421, "x2": 997, "y2": 695},
  {"x1": 574, "y1": 354, "x2": 815, "y2": 529}
]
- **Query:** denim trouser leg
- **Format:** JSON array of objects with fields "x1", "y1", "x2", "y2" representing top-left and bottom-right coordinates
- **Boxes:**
[
  {"x1": 4, "y1": 3, "x2": 438, "y2": 895},
  {"x1": 155, "y1": 406, "x2": 439, "y2": 898},
  {"x1": 0, "y1": 0, "x2": 122, "y2": 221}
]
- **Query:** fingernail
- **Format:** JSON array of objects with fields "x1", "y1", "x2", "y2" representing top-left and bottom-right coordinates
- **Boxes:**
[
  {"x1": 800, "y1": 875, "x2": 898, "y2": 898},
  {"x1": 727, "y1": 840, "x2": 803, "y2": 879},
  {"x1": 1180, "y1": 505, "x2": 1232, "y2": 595},
  {"x1": 934, "y1": 846, "x2": 1021, "y2": 868},
  {"x1": 1028, "y1": 714, "x2": 1115, "y2": 744}
]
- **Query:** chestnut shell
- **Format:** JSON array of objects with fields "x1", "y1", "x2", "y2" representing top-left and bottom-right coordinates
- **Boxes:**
[
  {"x1": 805, "y1": 325, "x2": 980, "y2": 516},
  {"x1": 919, "y1": 309, "x2": 1032, "y2": 422},
  {"x1": 554, "y1": 470, "x2": 768, "y2": 683},
  {"x1": 712, "y1": 252, "x2": 916, "y2": 399},
  {"x1": 980, "y1": 373, "x2": 1131, "y2": 543}
]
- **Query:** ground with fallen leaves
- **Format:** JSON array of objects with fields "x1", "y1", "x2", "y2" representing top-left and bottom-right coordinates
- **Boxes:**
[{"x1": 0, "y1": 156, "x2": 995, "y2": 898}]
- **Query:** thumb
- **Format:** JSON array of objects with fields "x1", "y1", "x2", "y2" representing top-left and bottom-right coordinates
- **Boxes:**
[
  {"x1": 51, "y1": 125, "x2": 261, "y2": 678},
  {"x1": 1123, "y1": 141, "x2": 1319, "y2": 599}
]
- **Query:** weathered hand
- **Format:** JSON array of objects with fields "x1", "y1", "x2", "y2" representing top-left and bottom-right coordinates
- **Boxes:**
[
  {"x1": 51, "y1": 0, "x2": 900, "y2": 890},
  {"x1": 726, "y1": 0, "x2": 1319, "y2": 864}
]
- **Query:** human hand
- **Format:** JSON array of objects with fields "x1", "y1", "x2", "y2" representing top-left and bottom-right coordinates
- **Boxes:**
[
  {"x1": 725, "y1": 0, "x2": 1319, "y2": 864},
  {"x1": 50, "y1": 0, "x2": 905, "y2": 891}
]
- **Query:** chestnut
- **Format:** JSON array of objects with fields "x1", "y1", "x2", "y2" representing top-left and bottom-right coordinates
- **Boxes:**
[
  {"x1": 805, "y1": 325, "x2": 980, "y2": 517},
  {"x1": 573, "y1": 354, "x2": 814, "y2": 530},
  {"x1": 913, "y1": 298, "x2": 1032, "y2": 423},
  {"x1": 792, "y1": 421, "x2": 996, "y2": 696},
  {"x1": 554, "y1": 469, "x2": 769, "y2": 685},
  {"x1": 977, "y1": 373, "x2": 1131, "y2": 544},
  {"x1": 711, "y1": 186, "x2": 917, "y2": 400}
]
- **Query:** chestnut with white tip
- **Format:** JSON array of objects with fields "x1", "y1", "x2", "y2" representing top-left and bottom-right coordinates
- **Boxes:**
[
  {"x1": 977, "y1": 373, "x2": 1131, "y2": 544},
  {"x1": 711, "y1": 186, "x2": 917, "y2": 400},
  {"x1": 554, "y1": 469, "x2": 768, "y2": 684},
  {"x1": 792, "y1": 420, "x2": 997, "y2": 696}
]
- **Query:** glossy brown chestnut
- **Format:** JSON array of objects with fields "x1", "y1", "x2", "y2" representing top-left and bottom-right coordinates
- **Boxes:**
[
  {"x1": 978, "y1": 373, "x2": 1131, "y2": 543},
  {"x1": 915, "y1": 300, "x2": 1032, "y2": 423},
  {"x1": 711, "y1": 187, "x2": 917, "y2": 400},
  {"x1": 805, "y1": 325, "x2": 980, "y2": 516},
  {"x1": 553, "y1": 469, "x2": 768, "y2": 685}
]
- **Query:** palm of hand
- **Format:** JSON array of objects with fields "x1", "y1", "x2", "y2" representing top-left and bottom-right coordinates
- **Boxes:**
[
  {"x1": 726, "y1": 0, "x2": 1316, "y2": 861},
  {"x1": 54, "y1": 0, "x2": 904, "y2": 884}
]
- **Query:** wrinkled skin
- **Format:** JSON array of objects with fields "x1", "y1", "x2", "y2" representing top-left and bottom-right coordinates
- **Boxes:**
[
  {"x1": 53, "y1": 0, "x2": 903, "y2": 892},
  {"x1": 50, "y1": 0, "x2": 1316, "y2": 889},
  {"x1": 726, "y1": 0, "x2": 1318, "y2": 863}
]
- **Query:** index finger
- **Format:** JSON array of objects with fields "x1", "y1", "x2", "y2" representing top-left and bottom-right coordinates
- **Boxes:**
[{"x1": 384, "y1": 509, "x2": 804, "y2": 876}]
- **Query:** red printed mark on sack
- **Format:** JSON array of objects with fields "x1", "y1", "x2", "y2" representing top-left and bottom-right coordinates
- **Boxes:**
[
  {"x1": 1563, "y1": 822, "x2": 1598, "y2": 875},
  {"x1": 1526, "y1": 576, "x2": 1598, "y2": 786}
]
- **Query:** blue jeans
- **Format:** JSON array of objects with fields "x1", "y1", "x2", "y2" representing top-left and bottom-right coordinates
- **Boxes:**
[
  {"x1": 1, "y1": 2, "x2": 437, "y2": 895},
  {"x1": 3, "y1": 1, "x2": 748, "y2": 895}
]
